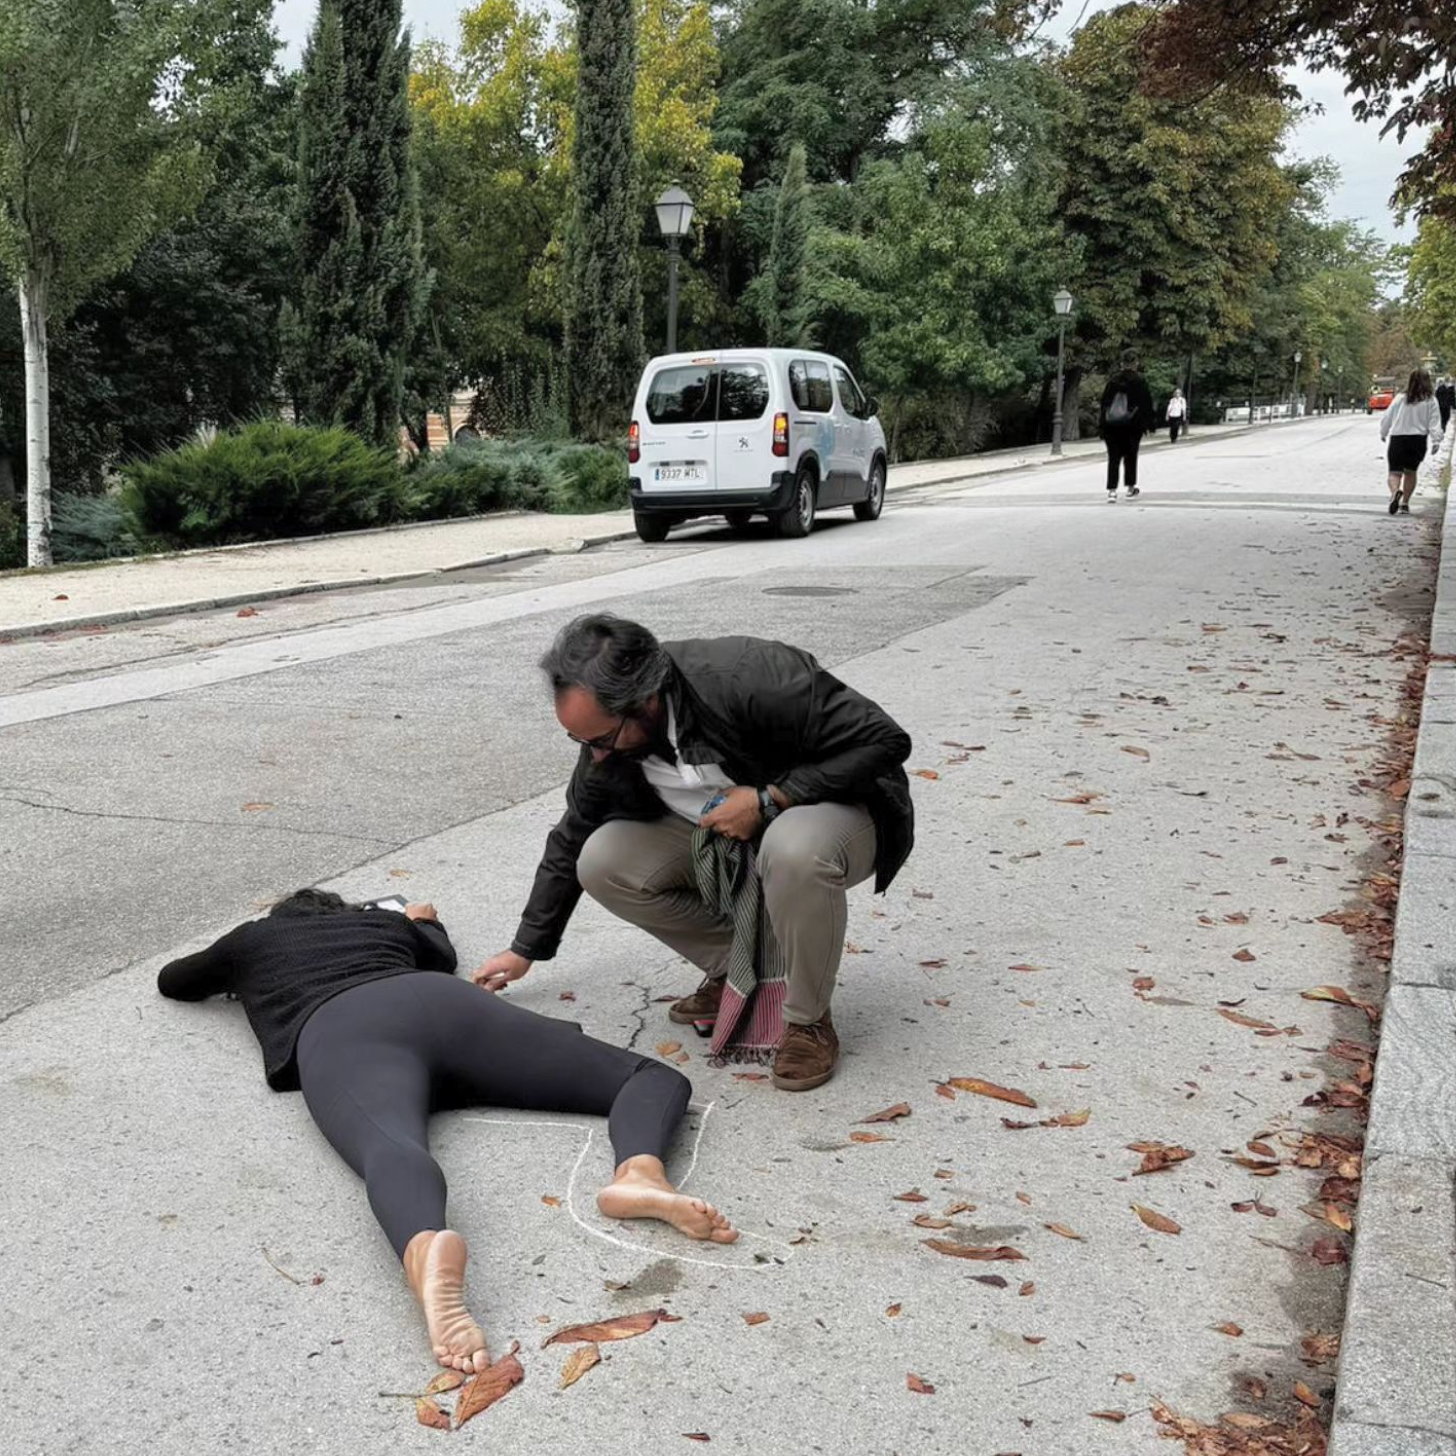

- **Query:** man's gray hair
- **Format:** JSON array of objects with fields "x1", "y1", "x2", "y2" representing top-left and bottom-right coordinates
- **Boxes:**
[{"x1": 540, "y1": 614, "x2": 672, "y2": 717}]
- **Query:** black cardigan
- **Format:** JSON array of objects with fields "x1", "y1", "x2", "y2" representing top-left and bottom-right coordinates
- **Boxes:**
[{"x1": 157, "y1": 910, "x2": 458, "y2": 1090}]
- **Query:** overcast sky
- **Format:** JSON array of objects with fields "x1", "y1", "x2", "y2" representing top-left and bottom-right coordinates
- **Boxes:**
[{"x1": 271, "y1": 0, "x2": 1419, "y2": 246}]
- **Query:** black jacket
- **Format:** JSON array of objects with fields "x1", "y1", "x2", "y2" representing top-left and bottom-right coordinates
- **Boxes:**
[
  {"x1": 157, "y1": 910, "x2": 458, "y2": 1090},
  {"x1": 1099, "y1": 369, "x2": 1155, "y2": 437},
  {"x1": 512, "y1": 636, "x2": 915, "y2": 961}
]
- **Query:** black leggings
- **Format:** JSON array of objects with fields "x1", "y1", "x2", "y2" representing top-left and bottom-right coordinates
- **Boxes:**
[
  {"x1": 295, "y1": 974, "x2": 692, "y2": 1259},
  {"x1": 1106, "y1": 428, "x2": 1141, "y2": 489}
]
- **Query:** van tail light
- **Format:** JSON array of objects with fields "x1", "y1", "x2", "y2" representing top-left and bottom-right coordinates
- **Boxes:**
[
  {"x1": 628, "y1": 420, "x2": 641, "y2": 464},
  {"x1": 772, "y1": 412, "x2": 789, "y2": 458}
]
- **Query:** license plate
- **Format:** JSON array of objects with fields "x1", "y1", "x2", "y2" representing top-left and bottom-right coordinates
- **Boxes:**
[{"x1": 653, "y1": 465, "x2": 705, "y2": 484}]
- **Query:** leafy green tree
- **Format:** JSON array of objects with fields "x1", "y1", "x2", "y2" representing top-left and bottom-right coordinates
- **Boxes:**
[
  {"x1": 565, "y1": 0, "x2": 643, "y2": 439},
  {"x1": 0, "y1": 0, "x2": 257, "y2": 565},
  {"x1": 296, "y1": 0, "x2": 429, "y2": 449},
  {"x1": 750, "y1": 142, "x2": 810, "y2": 345},
  {"x1": 1407, "y1": 207, "x2": 1456, "y2": 368}
]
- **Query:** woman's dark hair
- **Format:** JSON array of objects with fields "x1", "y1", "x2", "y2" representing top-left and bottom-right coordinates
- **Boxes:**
[
  {"x1": 269, "y1": 887, "x2": 352, "y2": 918},
  {"x1": 1407, "y1": 368, "x2": 1434, "y2": 403},
  {"x1": 1120, "y1": 348, "x2": 1141, "y2": 371},
  {"x1": 540, "y1": 613, "x2": 673, "y2": 717}
]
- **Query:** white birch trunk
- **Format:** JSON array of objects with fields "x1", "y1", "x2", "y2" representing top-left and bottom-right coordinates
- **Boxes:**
[{"x1": 19, "y1": 269, "x2": 52, "y2": 567}]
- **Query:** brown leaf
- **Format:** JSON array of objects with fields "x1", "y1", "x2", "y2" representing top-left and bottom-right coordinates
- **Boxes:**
[
  {"x1": 1301, "y1": 1333, "x2": 1340, "y2": 1365},
  {"x1": 907, "y1": 1373, "x2": 936, "y2": 1395},
  {"x1": 559, "y1": 1344, "x2": 601, "y2": 1389},
  {"x1": 1132, "y1": 1205, "x2": 1182, "y2": 1235},
  {"x1": 683, "y1": 1436, "x2": 711, "y2": 1444},
  {"x1": 1247, "y1": 1140, "x2": 1276, "y2": 1158},
  {"x1": 1132, "y1": 1144, "x2": 1194, "y2": 1175},
  {"x1": 934, "y1": 1082, "x2": 957, "y2": 1100},
  {"x1": 1224, "y1": 911, "x2": 1250, "y2": 924},
  {"x1": 943, "y1": 1201, "x2": 977, "y2": 1216},
  {"x1": 1121, "y1": 746, "x2": 1151, "y2": 760},
  {"x1": 544, "y1": 1309, "x2": 681, "y2": 1347},
  {"x1": 1232, "y1": 948, "x2": 1257, "y2": 963},
  {"x1": 1213, "y1": 1322, "x2": 1243, "y2": 1337},
  {"x1": 1023, "y1": 1335, "x2": 1046, "y2": 1345},
  {"x1": 415, "y1": 1398, "x2": 450, "y2": 1431},
  {"x1": 893, "y1": 1189, "x2": 929, "y2": 1203},
  {"x1": 1019, "y1": 1282, "x2": 1035, "y2": 1296},
  {"x1": 655, "y1": 1041, "x2": 682, "y2": 1058},
  {"x1": 912, "y1": 769, "x2": 941, "y2": 781},
  {"x1": 913, "y1": 1214, "x2": 954, "y2": 1230},
  {"x1": 455, "y1": 1343, "x2": 524, "y2": 1426},
  {"x1": 236, "y1": 606, "x2": 260, "y2": 619},
  {"x1": 1230, "y1": 1156, "x2": 1281, "y2": 1175},
  {"x1": 425, "y1": 1370, "x2": 466, "y2": 1395},
  {"x1": 1308, "y1": 1202, "x2": 1354, "y2": 1233},
  {"x1": 849, "y1": 1132, "x2": 890, "y2": 1143},
  {"x1": 1049, "y1": 1108, "x2": 1091, "y2": 1127},
  {"x1": 542, "y1": 1194, "x2": 561, "y2": 1208},
  {"x1": 948, "y1": 1077, "x2": 1037, "y2": 1108},
  {"x1": 1008, "y1": 963, "x2": 1044, "y2": 973},
  {"x1": 1310, "y1": 1237, "x2": 1349, "y2": 1266},
  {"x1": 1044, "y1": 1223, "x2": 1083, "y2": 1240},
  {"x1": 859, "y1": 1102, "x2": 912, "y2": 1124},
  {"x1": 241, "y1": 801, "x2": 274, "y2": 813},
  {"x1": 1388, "y1": 778, "x2": 1410, "y2": 799},
  {"x1": 971, "y1": 1274, "x2": 1008, "y2": 1288},
  {"x1": 1293, "y1": 1382, "x2": 1320, "y2": 1409},
  {"x1": 886, "y1": 1303, "x2": 902, "y2": 1318},
  {"x1": 1219, "y1": 1008, "x2": 1276, "y2": 1030},
  {"x1": 1052, "y1": 791, "x2": 1104, "y2": 804},
  {"x1": 742, "y1": 1312, "x2": 770, "y2": 1326},
  {"x1": 1132, "y1": 976, "x2": 1155, "y2": 992},
  {"x1": 1090, "y1": 1411, "x2": 1127, "y2": 1423},
  {"x1": 923, "y1": 1239, "x2": 1027, "y2": 1261}
]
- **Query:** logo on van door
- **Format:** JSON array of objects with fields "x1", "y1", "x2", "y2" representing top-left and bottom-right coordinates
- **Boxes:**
[{"x1": 736, "y1": 435, "x2": 751, "y2": 451}]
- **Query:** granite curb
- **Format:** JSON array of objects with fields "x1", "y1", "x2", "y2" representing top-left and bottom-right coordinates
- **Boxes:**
[{"x1": 1329, "y1": 442, "x2": 1456, "y2": 1456}]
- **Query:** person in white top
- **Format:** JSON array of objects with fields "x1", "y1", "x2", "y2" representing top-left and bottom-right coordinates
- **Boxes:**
[
  {"x1": 1379, "y1": 367, "x2": 1445, "y2": 515},
  {"x1": 1165, "y1": 387, "x2": 1187, "y2": 443}
]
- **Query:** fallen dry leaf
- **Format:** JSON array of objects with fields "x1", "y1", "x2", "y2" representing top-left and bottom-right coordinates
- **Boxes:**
[
  {"x1": 1232, "y1": 948, "x2": 1257, "y2": 963},
  {"x1": 1307, "y1": 1202, "x2": 1354, "y2": 1233},
  {"x1": 425, "y1": 1371, "x2": 465, "y2": 1395},
  {"x1": 893, "y1": 1189, "x2": 929, "y2": 1203},
  {"x1": 559, "y1": 1344, "x2": 601, "y2": 1389},
  {"x1": 1131, "y1": 1143, "x2": 1194, "y2": 1175},
  {"x1": 1301, "y1": 1333, "x2": 1340, "y2": 1365},
  {"x1": 912, "y1": 769, "x2": 941, "y2": 781},
  {"x1": 236, "y1": 606, "x2": 260, "y2": 618},
  {"x1": 1020, "y1": 1281, "x2": 1035, "y2": 1296},
  {"x1": 1121, "y1": 746, "x2": 1151, "y2": 761},
  {"x1": 913, "y1": 1214, "x2": 954, "y2": 1230},
  {"x1": 886, "y1": 1304, "x2": 902, "y2": 1318},
  {"x1": 455, "y1": 1343, "x2": 524, "y2": 1426},
  {"x1": 1044, "y1": 1223, "x2": 1083, "y2": 1241},
  {"x1": 742, "y1": 1312, "x2": 770, "y2": 1326},
  {"x1": 241, "y1": 801, "x2": 274, "y2": 813},
  {"x1": 860, "y1": 1102, "x2": 912, "y2": 1124},
  {"x1": 1219, "y1": 1008, "x2": 1276, "y2": 1031},
  {"x1": 1008, "y1": 963, "x2": 1044, "y2": 973},
  {"x1": 1049, "y1": 1108, "x2": 1091, "y2": 1127},
  {"x1": 1090, "y1": 1411, "x2": 1127, "y2": 1423},
  {"x1": 948, "y1": 1077, "x2": 1037, "y2": 1108},
  {"x1": 923, "y1": 1239, "x2": 1027, "y2": 1262},
  {"x1": 849, "y1": 1132, "x2": 891, "y2": 1144},
  {"x1": 907, "y1": 1373, "x2": 936, "y2": 1395},
  {"x1": 971, "y1": 1274, "x2": 1007, "y2": 1288},
  {"x1": 1132, "y1": 1205, "x2": 1182, "y2": 1235},
  {"x1": 1310, "y1": 1236, "x2": 1349, "y2": 1266},
  {"x1": 542, "y1": 1195, "x2": 561, "y2": 1208},
  {"x1": 1293, "y1": 1382, "x2": 1320, "y2": 1409},
  {"x1": 415, "y1": 1398, "x2": 450, "y2": 1430},
  {"x1": 683, "y1": 1436, "x2": 711, "y2": 1444},
  {"x1": 934, "y1": 1083, "x2": 956, "y2": 1100},
  {"x1": 655, "y1": 1041, "x2": 682, "y2": 1058},
  {"x1": 1023, "y1": 1335, "x2": 1046, "y2": 1345},
  {"x1": 919, "y1": 958, "x2": 949, "y2": 969},
  {"x1": 544, "y1": 1309, "x2": 681, "y2": 1347},
  {"x1": 1213, "y1": 1322, "x2": 1243, "y2": 1337},
  {"x1": 943, "y1": 1201, "x2": 977, "y2": 1216}
]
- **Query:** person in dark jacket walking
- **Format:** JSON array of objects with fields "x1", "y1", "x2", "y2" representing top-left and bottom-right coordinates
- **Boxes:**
[
  {"x1": 474, "y1": 615, "x2": 915, "y2": 1093},
  {"x1": 158, "y1": 889, "x2": 735, "y2": 1378},
  {"x1": 1099, "y1": 349, "x2": 1155, "y2": 501},
  {"x1": 1437, "y1": 378, "x2": 1454, "y2": 434}
]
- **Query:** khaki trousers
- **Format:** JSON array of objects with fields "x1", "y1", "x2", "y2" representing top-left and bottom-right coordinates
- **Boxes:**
[{"x1": 577, "y1": 804, "x2": 878, "y2": 1026}]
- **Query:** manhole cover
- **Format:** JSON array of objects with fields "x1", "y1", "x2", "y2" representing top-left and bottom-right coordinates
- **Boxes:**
[{"x1": 762, "y1": 585, "x2": 859, "y2": 597}]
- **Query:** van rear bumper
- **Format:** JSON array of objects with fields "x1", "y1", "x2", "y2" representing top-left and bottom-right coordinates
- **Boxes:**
[{"x1": 629, "y1": 471, "x2": 796, "y2": 517}]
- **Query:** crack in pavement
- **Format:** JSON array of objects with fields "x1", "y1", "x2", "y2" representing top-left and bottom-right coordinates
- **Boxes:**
[{"x1": 0, "y1": 793, "x2": 392, "y2": 846}]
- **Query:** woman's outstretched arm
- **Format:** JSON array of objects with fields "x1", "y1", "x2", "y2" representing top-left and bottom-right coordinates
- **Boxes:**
[{"x1": 157, "y1": 927, "x2": 243, "y2": 1000}]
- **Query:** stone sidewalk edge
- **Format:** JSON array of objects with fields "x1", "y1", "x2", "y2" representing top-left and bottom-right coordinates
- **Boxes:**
[
  {"x1": 1327, "y1": 463, "x2": 1456, "y2": 1456},
  {"x1": 0, "y1": 416, "x2": 1310, "y2": 642}
]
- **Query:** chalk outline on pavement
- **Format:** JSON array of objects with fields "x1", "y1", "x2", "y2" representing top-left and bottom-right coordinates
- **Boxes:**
[{"x1": 464, "y1": 1100, "x2": 797, "y2": 1272}]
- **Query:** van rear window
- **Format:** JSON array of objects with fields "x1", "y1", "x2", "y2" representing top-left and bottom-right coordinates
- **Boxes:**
[{"x1": 647, "y1": 366, "x2": 716, "y2": 425}]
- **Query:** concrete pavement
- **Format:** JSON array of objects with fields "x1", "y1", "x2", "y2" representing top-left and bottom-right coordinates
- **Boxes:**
[{"x1": 0, "y1": 414, "x2": 1443, "y2": 1455}]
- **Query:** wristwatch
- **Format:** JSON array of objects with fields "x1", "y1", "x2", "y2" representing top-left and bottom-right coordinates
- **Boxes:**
[{"x1": 757, "y1": 788, "x2": 781, "y2": 823}]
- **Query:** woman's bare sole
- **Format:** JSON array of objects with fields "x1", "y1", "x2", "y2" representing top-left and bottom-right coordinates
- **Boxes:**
[
  {"x1": 404, "y1": 1229, "x2": 490, "y2": 1374},
  {"x1": 597, "y1": 1165, "x2": 739, "y2": 1244}
]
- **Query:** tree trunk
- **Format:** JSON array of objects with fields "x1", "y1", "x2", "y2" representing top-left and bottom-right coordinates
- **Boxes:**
[{"x1": 19, "y1": 271, "x2": 52, "y2": 568}]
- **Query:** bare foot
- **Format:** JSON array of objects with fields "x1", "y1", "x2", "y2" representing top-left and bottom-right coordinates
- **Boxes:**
[
  {"x1": 404, "y1": 1230, "x2": 490, "y2": 1374},
  {"x1": 597, "y1": 1158, "x2": 739, "y2": 1244}
]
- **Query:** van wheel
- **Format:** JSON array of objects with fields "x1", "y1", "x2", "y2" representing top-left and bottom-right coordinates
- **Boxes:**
[
  {"x1": 776, "y1": 467, "x2": 817, "y2": 538},
  {"x1": 724, "y1": 510, "x2": 755, "y2": 532},
  {"x1": 634, "y1": 512, "x2": 671, "y2": 543},
  {"x1": 854, "y1": 460, "x2": 886, "y2": 521}
]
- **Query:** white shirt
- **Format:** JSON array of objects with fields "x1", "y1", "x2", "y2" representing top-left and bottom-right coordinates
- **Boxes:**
[
  {"x1": 1166, "y1": 395, "x2": 1186, "y2": 418},
  {"x1": 1381, "y1": 393, "x2": 1444, "y2": 449},
  {"x1": 639, "y1": 704, "x2": 734, "y2": 822}
]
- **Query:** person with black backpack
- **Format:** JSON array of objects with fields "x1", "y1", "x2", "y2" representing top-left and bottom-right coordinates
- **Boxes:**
[{"x1": 1099, "y1": 349, "x2": 1155, "y2": 501}]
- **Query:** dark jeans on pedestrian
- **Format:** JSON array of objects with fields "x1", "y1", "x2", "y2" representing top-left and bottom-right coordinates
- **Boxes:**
[
  {"x1": 1169, "y1": 418, "x2": 1184, "y2": 443},
  {"x1": 1105, "y1": 427, "x2": 1141, "y2": 490}
]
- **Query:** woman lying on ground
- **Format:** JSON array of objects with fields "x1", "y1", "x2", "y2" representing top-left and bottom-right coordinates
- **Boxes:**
[{"x1": 157, "y1": 889, "x2": 736, "y2": 1374}]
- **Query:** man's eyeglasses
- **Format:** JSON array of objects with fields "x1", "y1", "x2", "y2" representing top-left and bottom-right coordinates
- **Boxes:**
[{"x1": 566, "y1": 717, "x2": 626, "y2": 754}]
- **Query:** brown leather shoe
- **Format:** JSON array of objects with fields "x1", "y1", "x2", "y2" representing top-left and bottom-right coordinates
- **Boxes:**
[
  {"x1": 668, "y1": 976, "x2": 725, "y2": 1025},
  {"x1": 772, "y1": 1013, "x2": 839, "y2": 1091}
]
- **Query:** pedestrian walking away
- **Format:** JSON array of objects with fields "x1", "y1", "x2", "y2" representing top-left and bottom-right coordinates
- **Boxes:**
[
  {"x1": 157, "y1": 889, "x2": 735, "y2": 1377},
  {"x1": 473, "y1": 615, "x2": 915, "y2": 1093},
  {"x1": 1099, "y1": 348, "x2": 1155, "y2": 501},
  {"x1": 1379, "y1": 367, "x2": 1444, "y2": 515},
  {"x1": 1166, "y1": 386, "x2": 1187, "y2": 443},
  {"x1": 1437, "y1": 376, "x2": 1454, "y2": 435}
]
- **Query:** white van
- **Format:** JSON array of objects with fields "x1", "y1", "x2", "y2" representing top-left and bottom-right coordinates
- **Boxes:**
[{"x1": 627, "y1": 348, "x2": 889, "y2": 542}]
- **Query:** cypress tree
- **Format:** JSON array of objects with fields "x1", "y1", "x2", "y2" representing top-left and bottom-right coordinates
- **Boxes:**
[
  {"x1": 761, "y1": 143, "x2": 809, "y2": 346},
  {"x1": 296, "y1": 0, "x2": 428, "y2": 449},
  {"x1": 565, "y1": 0, "x2": 644, "y2": 442}
]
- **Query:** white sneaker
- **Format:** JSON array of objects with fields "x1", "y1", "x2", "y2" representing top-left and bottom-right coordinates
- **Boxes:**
[{"x1": 1106, "y1": 490, "x2": 1118, "y2": 502}]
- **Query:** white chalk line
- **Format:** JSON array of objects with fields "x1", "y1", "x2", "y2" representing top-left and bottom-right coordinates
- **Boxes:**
[{"x1": 463, "y1": 1100, "x2": 797, "y2": 1273}]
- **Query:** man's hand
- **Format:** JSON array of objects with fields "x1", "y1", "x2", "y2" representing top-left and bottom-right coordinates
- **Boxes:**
[
  {"x1": 404, "y1": 902, "x2": 438, "y2": 922},
  {"x1": 699, "y1": 785, "x2": 763, "y2": 842},
  {"x1": 473, "y1": 950, "x2": 532, "y2": 993}
]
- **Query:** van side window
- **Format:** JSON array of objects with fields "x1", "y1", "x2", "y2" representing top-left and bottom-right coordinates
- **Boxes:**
[
  {"x1": 718, "y1": 364, "x2": 770, "y2": 422},
  {"x1": 833, "y1": 366, "x2": 866, "y2": 419},
  {"x1": 647, "y1": 366, "x2": 717, "y2": 425},
  {"x1": 789, "y1": 360, "x2": 833, "y2": 413}
]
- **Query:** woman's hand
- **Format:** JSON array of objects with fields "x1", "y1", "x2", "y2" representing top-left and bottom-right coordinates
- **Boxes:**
[
  {"x1": 405, "y1": 902, "x2": 438, "y2": 921},
  {"x1": 473, "y1": 950, "x2": 532, "y2": 993}
]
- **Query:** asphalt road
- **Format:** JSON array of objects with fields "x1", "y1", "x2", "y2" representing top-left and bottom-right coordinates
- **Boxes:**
[{"x1": 0, "y1": 415, "x2": 1439, "y2": 1454}]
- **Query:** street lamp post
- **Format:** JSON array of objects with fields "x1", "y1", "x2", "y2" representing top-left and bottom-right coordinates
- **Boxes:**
[
  {"x1": 654, "y1": 184, "x2": 695, "y2": 353},
  {"x1": 1050, "y1": 288, "x2": 1074, "y2": 456},
  {"x1": 1290, "y1": 349, "x2": 1302, "y2": 419}
]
